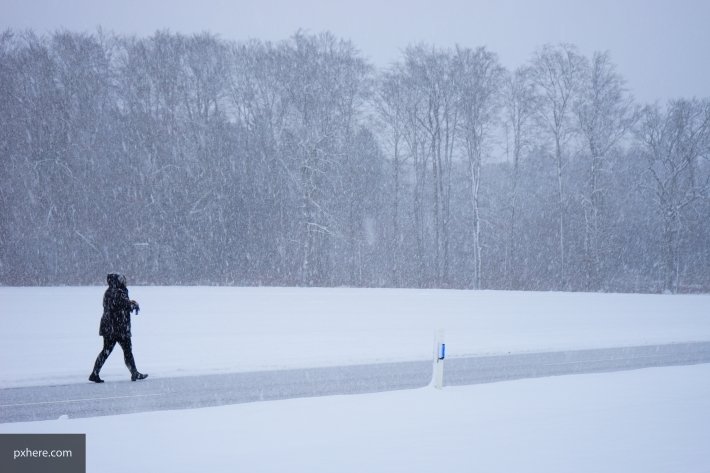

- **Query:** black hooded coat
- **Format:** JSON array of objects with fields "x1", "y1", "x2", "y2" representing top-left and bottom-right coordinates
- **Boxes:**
[{"x1": 99, "y1": 273, "x2": 137, "y2": 338}]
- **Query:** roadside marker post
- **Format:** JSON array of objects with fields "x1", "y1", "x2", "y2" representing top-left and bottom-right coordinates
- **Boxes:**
[{"x1": 433, "y1": 329, "x2": 445, "y2": 389}]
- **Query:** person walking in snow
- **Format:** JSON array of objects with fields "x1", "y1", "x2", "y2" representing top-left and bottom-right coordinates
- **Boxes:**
[{"x1": 89, "y1": 273, "x2": 148, "y2": 383}]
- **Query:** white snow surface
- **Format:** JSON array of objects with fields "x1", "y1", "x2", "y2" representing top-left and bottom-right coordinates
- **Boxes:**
[
  {"x1": 2, "y1": 365, "x2": 710, "y2": 472},
  {"x1": 2, "y1": 287, "x2": 710, "y2": 472}
]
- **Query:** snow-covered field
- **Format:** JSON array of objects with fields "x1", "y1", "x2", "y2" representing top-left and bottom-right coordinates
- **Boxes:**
[{"x1": 2, "y1": 287, "x2": 710, "y2": 472}]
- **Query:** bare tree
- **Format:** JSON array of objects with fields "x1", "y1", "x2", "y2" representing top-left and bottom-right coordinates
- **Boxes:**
[
  {"x1": 398, "y1": 62, "x2": 431, "y2": 286},
  {"x1": 502, "y1": 65, "x2": 537, "y2": 288},
  {"x1": 530, "y1": 43, "x2": 586, "y2": 289},
  {"x1": 227, "y1": 39, "x2": 296, "y2": 282},
  {"x1": 281, "y1": 32, "x2": 370, "y2": 285},
  {"x1": 637, "y1": 99, "x2": 710, "y2": 292},
  {"x1": 402, "y1": 45, "x2": 458, "y2": 286},
  {"x1": 454, "y1": 46, "x2": 505, "y2": 289},
  {"x1": 575, "y1": 51, "x2": 638, "y2": 290},
  {"x1": 376, "y1": 69, "x2": 409, "y2": 284}
]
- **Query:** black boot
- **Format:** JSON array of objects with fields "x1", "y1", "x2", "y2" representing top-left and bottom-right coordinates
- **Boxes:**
[
  {"x1": 89, "y1": 373, "x2": 104, "y2": 383},
  {"x1": 131, "y1": 372, "x2": 148, "y2": 381}
]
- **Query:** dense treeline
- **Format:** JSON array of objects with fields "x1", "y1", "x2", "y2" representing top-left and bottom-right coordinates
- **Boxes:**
[{"x1": 1, "y1": 29, "x2": 708, "y2": 292}]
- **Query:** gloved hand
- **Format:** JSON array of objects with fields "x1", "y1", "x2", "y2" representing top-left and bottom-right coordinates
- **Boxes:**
[{"x1": 131, "y1": 300, "x2": 140, "y2": 315}]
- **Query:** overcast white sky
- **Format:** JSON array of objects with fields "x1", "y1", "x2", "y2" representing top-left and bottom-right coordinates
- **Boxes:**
[{"x1": 2, "y1": 0, "x2": 709, "y2": 103}]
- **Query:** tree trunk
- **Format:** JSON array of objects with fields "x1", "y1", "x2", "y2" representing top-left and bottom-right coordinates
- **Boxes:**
[{"x1": 555, "y1": 136, "x2": 566, "y2": 289}]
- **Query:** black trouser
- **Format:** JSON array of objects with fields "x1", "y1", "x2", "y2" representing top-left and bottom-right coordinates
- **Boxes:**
[{"x1": 92, "y1": 336, "x2": 137, "y2": 375}]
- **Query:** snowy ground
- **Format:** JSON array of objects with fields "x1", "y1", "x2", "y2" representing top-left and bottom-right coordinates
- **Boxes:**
[
  {"x1": 1, "y1": 287, "x2": 710, "y2": 472},
  {"x1": 3, "y1": 365, "x2": 710, "y2": 472},
  {"x1": 2, "y1": 287, "x2": 710, "y2": 387}
]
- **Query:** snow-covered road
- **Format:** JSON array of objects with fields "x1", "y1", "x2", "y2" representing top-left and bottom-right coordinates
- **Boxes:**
[
  {"x1": 0, "y1": 361, "x2": 427, "y2": 423},
  {"x1": 3, "y1": 341, "x2": 709, "y2": 424}
]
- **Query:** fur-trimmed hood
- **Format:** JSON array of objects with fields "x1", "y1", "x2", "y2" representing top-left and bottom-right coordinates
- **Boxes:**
[{"x1": 107, "y1": 273, "x2": 126, "y2": 288}]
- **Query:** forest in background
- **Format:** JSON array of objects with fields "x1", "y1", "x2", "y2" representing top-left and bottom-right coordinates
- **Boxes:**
[{"x1": 1, "y1": 29, "x2": 708, "y2": 292}]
